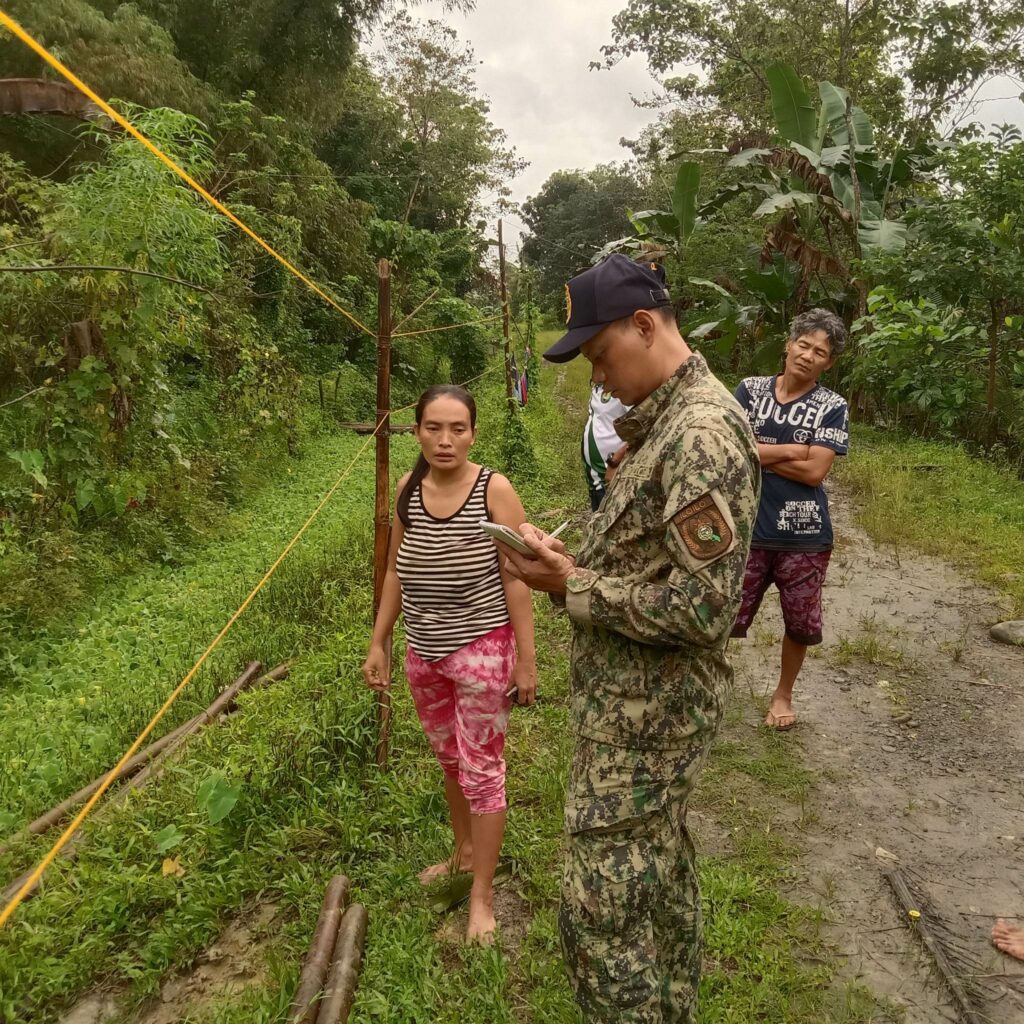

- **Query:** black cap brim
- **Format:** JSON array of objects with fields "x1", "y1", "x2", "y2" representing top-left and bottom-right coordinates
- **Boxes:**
[{"x1": 542, "y1": 322, "x2": 607, "y2": 363}]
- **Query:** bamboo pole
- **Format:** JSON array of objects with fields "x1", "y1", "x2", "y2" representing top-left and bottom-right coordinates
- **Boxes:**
[
  {"x1": 288, "y1": 875, "x2": 351, "y2": 1024},
  {"x1": 0, "y1": 711, "x2": 203, "y2": 857},
  {"x1": 497, "y1": 219, "x2": 513, "y2": 401},
  {"x1": 121, "y1": 660, "x2": 267, "y2": 793},
  {"x1": 1, "y1": 662, "x2": 289, "y2": 903},
  {"x1": 315, "y1": 904, "x2": 369, "y2": 1024},
  {"x1": 373, "y1": 259, "x2": 393, "y2": 768}
]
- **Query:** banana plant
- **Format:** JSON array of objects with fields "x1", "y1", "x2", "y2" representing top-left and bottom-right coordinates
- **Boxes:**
[
  {"x1": 594, "y1": 160, "x2": 702, "y2": 263},
  {"x1": 699, "y1": 62, "x2": 940, "y2": 282},
  {"x1": 682, "y1": 256, "x2": 801, "y2": 368}
]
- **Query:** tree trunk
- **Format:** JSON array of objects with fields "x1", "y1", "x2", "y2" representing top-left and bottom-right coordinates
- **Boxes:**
[{"x1": 987, "y1": 299, "x2": 1000, "y2": 416}]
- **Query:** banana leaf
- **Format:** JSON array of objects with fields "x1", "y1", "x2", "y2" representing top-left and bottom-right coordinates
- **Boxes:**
[
  {"x1": 766, "y1": 62, "x2": 815, "y2": 149},
  {"x1": 672, "y1": 161, "x2": 701, "y2": 245}
]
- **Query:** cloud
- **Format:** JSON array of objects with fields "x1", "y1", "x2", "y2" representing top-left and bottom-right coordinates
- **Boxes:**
[{"x1": 391, "y1": 0, "x2": 660, "y2": 206}]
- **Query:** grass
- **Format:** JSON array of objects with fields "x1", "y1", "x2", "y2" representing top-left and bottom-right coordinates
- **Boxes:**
[
  {"x1": 835, "y1": 425, "x2": 1024, "y2": 617},
  {"x1": 0, "y1": 340, "x2": 892, "y2": 1023}
]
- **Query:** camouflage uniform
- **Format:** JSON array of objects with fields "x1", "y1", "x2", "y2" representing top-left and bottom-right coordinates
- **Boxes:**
[{"x1": 559, "y1": 353, "x2": 759, "y2": 1023}]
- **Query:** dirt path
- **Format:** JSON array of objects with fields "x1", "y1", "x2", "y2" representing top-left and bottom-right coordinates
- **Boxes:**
[{"x1": 725, "y1": 493, "x2": 1024, "y2": 1023}]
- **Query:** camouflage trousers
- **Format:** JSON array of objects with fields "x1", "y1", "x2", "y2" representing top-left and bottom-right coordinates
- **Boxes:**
[{"x1": 559, "y1": 738, "x2": 713, "y2": 1023}]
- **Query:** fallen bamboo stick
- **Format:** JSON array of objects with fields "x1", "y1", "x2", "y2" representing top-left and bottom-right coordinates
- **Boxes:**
[
  {"x1": 1, "y1": 662, "x2": 288, "y2": 904},
  {"x1": 122, "y1": 660, "x2": 282, "y2": 794},
  {"x1": 315, "y1": 903, "x2": 369, "y2": 1024},
  {"x1": 0, "y1": 662, "x2": 265, "y2": 860},
  {"x1": 0, "y1": 711, "x2": 203, "y2": 858},
  {"x1": 883, "y1": 868, "x2": 985, "y2": 1024},
  {"x1": 288, "y1": 875, "x2": 351, "y2": 1024}
]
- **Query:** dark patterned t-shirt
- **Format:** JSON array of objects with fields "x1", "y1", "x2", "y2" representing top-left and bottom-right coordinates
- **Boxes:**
[{"x1": 735, "y1": 376, "x2": 849, "y2": 551}]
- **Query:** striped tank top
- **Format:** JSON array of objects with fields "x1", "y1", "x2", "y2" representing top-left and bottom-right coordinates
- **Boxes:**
[{"x1": 396, "y1": 467, "x2": 510, "y2": 661}]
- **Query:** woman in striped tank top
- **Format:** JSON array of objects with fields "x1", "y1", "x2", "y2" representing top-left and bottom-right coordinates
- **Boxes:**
[{"x1": 362, "y1": 385, "x2": 537, "y2": 943}]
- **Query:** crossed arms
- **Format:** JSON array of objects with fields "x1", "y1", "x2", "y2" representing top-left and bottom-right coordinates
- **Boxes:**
[{"x1": 757, "y1": 443, "x2": 836, "y2": 486}]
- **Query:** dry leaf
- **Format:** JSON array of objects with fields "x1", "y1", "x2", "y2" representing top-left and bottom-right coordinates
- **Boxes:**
[{"x1": 161, "y1": 857, "x2": 185, "y2": 878}]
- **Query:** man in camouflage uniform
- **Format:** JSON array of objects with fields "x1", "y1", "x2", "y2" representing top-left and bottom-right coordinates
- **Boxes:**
[{"x1": 498, "y1": 255, "x2": 759, "y2": 1023}]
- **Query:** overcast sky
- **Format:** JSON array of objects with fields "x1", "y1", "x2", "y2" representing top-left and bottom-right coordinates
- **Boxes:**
[
  {"x1": 390, "y1": 0, "x2": 657, "y2": 247},
  {"x1": 382, "y1": 1, "x2": 1024, "y2": 250}
]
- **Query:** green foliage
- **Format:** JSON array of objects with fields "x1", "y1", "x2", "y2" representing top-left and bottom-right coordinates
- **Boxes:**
[
  {"x1": 851, "y1": 289, "x2": 988, "y2": 431},
  {"x1": 855, "y1": 129, "x2": 1024, "y2": 452},
  {"x1": 521, "y1": 164, "x2": 649, "y2": 312},
  {"x1": 0, "y1": 0, "x2": 518, "y2": 616},
  {"x1": 498, "y1": 400, "x2": 537, "y2": 484}
]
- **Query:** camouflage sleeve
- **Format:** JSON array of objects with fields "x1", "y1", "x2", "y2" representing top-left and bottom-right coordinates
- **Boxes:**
[{"x1": 565, "y1": 419, "x2": 758, "y2": 648}]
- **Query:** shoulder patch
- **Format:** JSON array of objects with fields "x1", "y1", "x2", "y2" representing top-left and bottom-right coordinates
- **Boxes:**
[{"x1": 673, "y1": 492, "x2": 734, "y2": 561}]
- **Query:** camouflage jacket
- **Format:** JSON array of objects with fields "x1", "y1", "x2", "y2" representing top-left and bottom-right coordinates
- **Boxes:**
[{"x1": 564, "y1": 353, "x2": 760, "y2": 751}]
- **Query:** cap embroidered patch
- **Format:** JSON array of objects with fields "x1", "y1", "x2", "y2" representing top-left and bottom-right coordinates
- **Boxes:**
[{"x1": 673, "y1": 493, "x2": 733, "y2": 560}]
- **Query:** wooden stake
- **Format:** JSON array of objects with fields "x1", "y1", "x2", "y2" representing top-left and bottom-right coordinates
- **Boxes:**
[
  {"x1": 288, "y1": 875, "x2": 351, "y2": 1024},
  {"x1": 373, "y1": 259, "x2": 393, "y2": 768},
  {"x1": 315, "y1": 903, "x2": 369, "y2": 1024},
  {"x1": 497, "y1": 219, "x2": 513, "y2": 401}
]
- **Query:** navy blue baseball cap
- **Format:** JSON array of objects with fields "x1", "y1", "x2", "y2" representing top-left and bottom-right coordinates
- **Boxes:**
[{"x1": 542, "y1": 254, "x2": 672, "y2": 363}]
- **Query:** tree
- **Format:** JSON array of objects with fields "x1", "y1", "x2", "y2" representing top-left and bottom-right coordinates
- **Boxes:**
[
  {"x1": 602, "y1": 0, "x2": 905, "y2": 140},
  {"x1": 861, "y1": 126, "x2": 1024, "y2": 440},
  {"x1": 604, "y1": 0, "x2": 1024, "y2": 147},
  {"x1": 376, "y1": 16, "x2": 525, "y2": 233},
  {"x1": 520, "y1": 164, "x2": 649, "y2": 312}
]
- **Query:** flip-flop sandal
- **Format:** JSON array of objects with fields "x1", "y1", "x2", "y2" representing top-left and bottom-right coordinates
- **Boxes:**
[{"x1": 764, "y1": 712, "x2": 797, "y2": 731}]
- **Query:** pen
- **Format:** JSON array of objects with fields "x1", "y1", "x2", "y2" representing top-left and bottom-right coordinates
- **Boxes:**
[{"x1": 549, "y1": 520, "x2": 570, "y2": 541}]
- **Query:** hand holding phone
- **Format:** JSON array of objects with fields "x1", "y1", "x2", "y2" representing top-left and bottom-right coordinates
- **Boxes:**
[{"x1": 479, "y1": 519, "x2": 569, "y2": 555}]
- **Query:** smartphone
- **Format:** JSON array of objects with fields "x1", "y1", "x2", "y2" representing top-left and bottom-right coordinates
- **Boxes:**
[
  {"x1": 478, "y1": 520, "x2": 534, "y2": 555},
  {"x1": 479, "y1": 520, "x2": 570, "y2": 556}
]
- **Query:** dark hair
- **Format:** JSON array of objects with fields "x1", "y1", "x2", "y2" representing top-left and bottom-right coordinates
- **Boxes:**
[
  {"x1": 789, "y1": 308, "x2": 848, "y2": 357},
  {"x1": 397, "y1": 385, "x2": 477, "y2": 526}
]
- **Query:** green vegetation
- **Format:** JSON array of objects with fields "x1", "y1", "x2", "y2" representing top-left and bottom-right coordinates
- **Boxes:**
[
  {"x1": 837, "y1": 426, "x2": 1024, "y2": 616},
  {"x1": 2, "y1": 1, "x2": 1023, "y2": 1020},
  {"x1": 0, "y1": 352, "x2": 886, "y2": 1022},
  {"x1": 0, "y1": 0, "x2": 515, "y2": 629}
]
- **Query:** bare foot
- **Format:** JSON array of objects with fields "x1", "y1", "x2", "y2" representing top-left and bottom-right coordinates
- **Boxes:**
[
  {"x1": 992, "y1": 919, "x2": 1024, "y2": 962},
  {"x1": 417, "y1": 853, "x2": 472, "y2": 886},
  {"x1": 764, "y1": 694, "x2": 796, "y2": 731},
  {"x1": 465, "y1": 894, "x2": 497, "y2": 945}
]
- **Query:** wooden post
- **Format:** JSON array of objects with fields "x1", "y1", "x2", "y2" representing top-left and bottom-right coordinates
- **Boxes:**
[
  {"x1": 373, "y1": 259, "x2": 393, "y2": 768},
  {"x1": 526, "y1": 280, "x2": 535, "y2": 349},
  {"x1": 497, "y1": 218, "x2": 513, "y2": 401}
]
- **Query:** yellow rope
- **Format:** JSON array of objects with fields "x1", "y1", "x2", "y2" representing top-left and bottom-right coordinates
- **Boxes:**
[
  {"x1": 393, "y1": 313, "x2": 503, "y2": 339},
  {"x1": 0, "y1": 363, "x2": 504, "y2": 929},
  {"x1": 0, "y1": 427, "x2": 381, "y2": 929},
  {"x1": 0, "y1": 10, "x2": 375, "y2": 339}
]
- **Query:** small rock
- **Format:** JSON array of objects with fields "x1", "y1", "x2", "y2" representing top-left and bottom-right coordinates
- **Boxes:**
[
  {"x1": 877, "y1": 679, "x2": 891, "y2": 689},
  {"x1": 990, "y1": 620, "x2": 1024, "y2": 646},
  {"x1": 840, "y1": 684, "x2": 851, "y2": 692},
  {"x1": 893, "y1": 712, "x2": 912, "y2": 725},
  {"x1": 907, "y1": 719, "x2": 920, "y2": 729},
  {"x1": 882, "y1": 743, "x2": 897, "y2": 753}
]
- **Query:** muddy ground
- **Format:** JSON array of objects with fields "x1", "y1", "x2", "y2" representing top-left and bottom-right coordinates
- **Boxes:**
[{"x1": 725, "y1": 495, "x2": 1024, "y2": 1024}]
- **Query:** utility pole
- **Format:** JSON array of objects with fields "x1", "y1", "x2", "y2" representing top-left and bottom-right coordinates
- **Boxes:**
[{"x1": 497, "y1": 218, "x2": 513, "y2": 401}]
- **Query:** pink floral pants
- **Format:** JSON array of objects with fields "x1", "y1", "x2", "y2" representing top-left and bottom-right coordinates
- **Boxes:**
[{"x1": 404, "y1": 624, "x2": 516, "y2": 815}]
